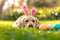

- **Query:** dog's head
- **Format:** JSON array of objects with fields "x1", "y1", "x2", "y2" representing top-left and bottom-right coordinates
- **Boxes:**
[
  {"x1": 23, "y1": 6, "x2": 40, "y2": 28},
  {"x1": 23, "y1": 15, "x2": 40, "y2": 28},
  {"x1": 13, "y1": 6, "x2": 40, "y2": 28}
]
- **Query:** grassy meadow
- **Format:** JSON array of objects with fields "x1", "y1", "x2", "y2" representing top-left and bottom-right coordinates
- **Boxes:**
[{"x1": 0, "y1": 20, "x2": 60, "y2": 40}]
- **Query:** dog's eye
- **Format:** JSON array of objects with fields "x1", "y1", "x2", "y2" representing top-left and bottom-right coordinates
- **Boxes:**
[
  {"x1": 25, "y1": 20, "x2": 28, "y2": 22},
  {"x1": 32, "y1": 20, "x2": 35, "y2": 22}
]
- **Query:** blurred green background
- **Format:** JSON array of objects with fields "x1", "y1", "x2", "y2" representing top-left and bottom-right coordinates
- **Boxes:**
[
  {"x1": 0, "y1": 0, "x2": 60, "y2": 40},
  {"x1": 0, "y1": 0, "x2": 60, "y2": 20}
]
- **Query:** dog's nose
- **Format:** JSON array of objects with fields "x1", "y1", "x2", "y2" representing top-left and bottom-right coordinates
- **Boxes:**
[{"x1": 29, "y1": 24, "x2": 33, "y2": 27}]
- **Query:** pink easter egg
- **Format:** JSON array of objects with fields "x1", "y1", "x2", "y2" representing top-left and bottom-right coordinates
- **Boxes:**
[{"x1": 48, "y1": 24, "x2": 53, "y2": 30}]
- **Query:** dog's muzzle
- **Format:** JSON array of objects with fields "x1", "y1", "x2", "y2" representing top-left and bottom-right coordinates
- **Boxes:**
[{"x1": 29, "y1": 24, "x2": 33, "y2": 28}]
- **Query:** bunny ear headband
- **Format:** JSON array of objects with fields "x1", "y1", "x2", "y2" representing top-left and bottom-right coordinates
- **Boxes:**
[{"x1": 23, "y1": 6, "x2": 36, "y2": 16}]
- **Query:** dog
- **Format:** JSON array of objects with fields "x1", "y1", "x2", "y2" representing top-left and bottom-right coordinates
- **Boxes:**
[{"x1": 13, "y1": 6, "x2": 40, "y2": 28}]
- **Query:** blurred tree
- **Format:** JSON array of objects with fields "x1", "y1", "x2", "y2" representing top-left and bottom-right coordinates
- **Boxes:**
[
  {"x1": 1, "y1": 0, "x2": 22, "y2": 18},
  {"x1": 33, "y1": 1, "x2": 48, "y2": 8},
  {"x1": 26, "y1": 0, "x2": 60, "y2": 8},
  {"x1": 0, "y1": 0, "x2": 6, "y2": 19}
]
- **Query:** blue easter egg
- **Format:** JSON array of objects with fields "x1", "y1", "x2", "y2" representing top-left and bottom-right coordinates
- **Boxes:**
[
  {"x1": 48, "y1": 24, "x2": 53, "y2": 30},
  {"x1": 54, "y1": 24, "x2": 60, "y2": 29}
]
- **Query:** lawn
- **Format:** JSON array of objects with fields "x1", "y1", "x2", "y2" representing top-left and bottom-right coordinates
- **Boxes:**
[
  {"x1": 0, "y1": 20, "x2": 60, "y2": 40},
  {"x1": 0, "y1": 20, "x2": 60, "y2": 27}
]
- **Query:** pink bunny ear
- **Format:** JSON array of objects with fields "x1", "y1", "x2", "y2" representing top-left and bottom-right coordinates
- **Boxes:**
[
  {"x1": 31, "y1": 7, "x2": 36, "y2": 16},
  {"x1": 23, "y1": 6, "x2": 29, "y2": 16}
]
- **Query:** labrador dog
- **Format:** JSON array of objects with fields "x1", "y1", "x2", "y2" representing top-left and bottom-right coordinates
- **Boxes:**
[{"x1": 13, "y1": 6, "x2": 40, "y2": 28}]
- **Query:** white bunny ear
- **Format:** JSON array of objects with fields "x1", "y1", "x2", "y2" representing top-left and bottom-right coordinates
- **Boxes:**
[
  {"x1": 31, "y1": 7, "x2": 36, "y2": 16},
  {"x1": 23, "y1": 6, "x2": 29, "y2": 16}
]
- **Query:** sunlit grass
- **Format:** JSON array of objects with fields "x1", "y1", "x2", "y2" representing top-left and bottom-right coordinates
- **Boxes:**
[
  {"x1": 0, "y1": 20, "x2": 60, "y2": 40},
  {"x1": 0, "y1": 20, "x2": 60, "y2": 27},
  {"x1": 40, "y1": 20, "x2": 60, "y2": 26},
  {"x1": 0, "y1": 20, "x2": 14, "y2": 28}
]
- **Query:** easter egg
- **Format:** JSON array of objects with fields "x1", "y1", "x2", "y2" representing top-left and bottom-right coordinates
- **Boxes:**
[
  {"x1": 39, "y1": 24, "x2": 48, "y2": 30},
  {"x1": 54, "y1": 24, "x2": 60, "y2": 29},
  {"x1": 48, "y1": 24, "x2": 53, "y2": 30}
]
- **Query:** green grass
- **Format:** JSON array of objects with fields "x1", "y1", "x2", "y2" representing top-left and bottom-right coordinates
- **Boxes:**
[
  {"x1": 0, "y1": 20, "x2": 60, "y2": 40},
  {"x1": 40, "y1": 20, "x2": 60, "y2": 26}
]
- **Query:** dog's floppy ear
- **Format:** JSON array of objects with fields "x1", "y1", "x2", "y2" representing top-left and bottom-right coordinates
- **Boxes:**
[
  {"x1": 13, "y1": 15, "x2": 26, "y2": 28},
  {"x1": 36, "y1": 18, "x2": 40, "y2": 28},
  {"x1": 23, "y1": 6, "x2": 29, "y2": 16},
  {"x1": 31, "y1": 7, "x2": 36, "y2": 16}
]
